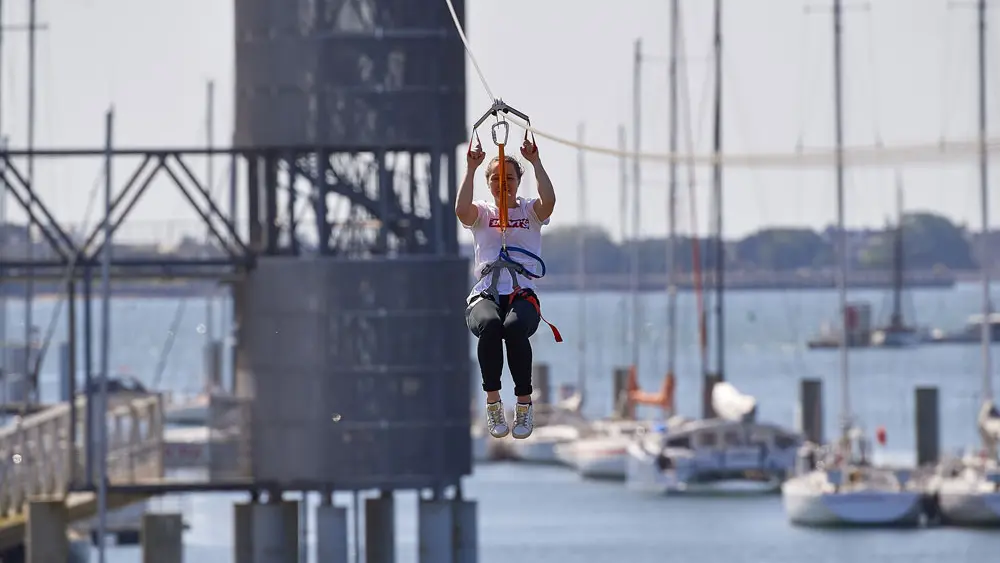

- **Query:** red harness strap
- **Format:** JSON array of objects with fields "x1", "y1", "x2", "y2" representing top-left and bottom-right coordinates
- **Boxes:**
[{"x1": 509, "y1": 288, "x2": 563, "y2": 342}]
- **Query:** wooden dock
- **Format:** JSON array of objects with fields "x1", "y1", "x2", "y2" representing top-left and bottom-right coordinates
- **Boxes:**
[{"x1": 0, "y1": 393, "x2": 244, "y2": 553}]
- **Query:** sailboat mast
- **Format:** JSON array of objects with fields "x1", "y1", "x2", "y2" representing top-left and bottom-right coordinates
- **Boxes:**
[
  {"x1": 618, "y1": 125, "x2": 629, "y2": 366},
  {"x1": 890, "y1": 175, "x2": 904, "y2": 329},
  {"x1": 976, "y1": 0, "x2": 992, "y2": 402},
  {"x1": 667, "y1": 0, "x2": 680, "y2": 378},
  {"x1": 576, "y1": 122, "x2": 588, "y2": 404},
  {"x1": 832, "y1": 0, "x2": 851, "y2": 435},
  {"x1": 711, "y1": 0, "x2": 725, "y2": 381},
  {"x1": 631, "y1": 39, "x2": 643, "y2": 373},
  {"x1": 205, "y1": 80, "x2": 215, "y2": 350}
]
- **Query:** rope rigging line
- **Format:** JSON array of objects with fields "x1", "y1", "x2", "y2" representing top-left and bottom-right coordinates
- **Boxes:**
[
  {"x1": 443, "y1": 0, "x2": 1000, "y2": 168},
  {"x1": 676, "y1": 4, "x2": 709, "y2": 374}
]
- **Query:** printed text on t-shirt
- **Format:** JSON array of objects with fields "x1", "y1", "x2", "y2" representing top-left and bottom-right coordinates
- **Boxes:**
[{"x1": 489, "y1": 218, "x2": 530, "y2": 229}]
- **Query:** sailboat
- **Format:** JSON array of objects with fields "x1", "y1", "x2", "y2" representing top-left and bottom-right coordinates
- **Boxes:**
[
  {"x1": 781, "y1": 0, "x2": 924, "y2": 527},
  {"x1": 809, "y1": 177, "x2": 923, "y2": 350},
  {"x1": 625, "y1": 0, "x2": 803, "y2": 496},
  {"x1": 870, "y1": 174, "x2": 925, "y2": 348},
  {"x1": 925, "y1": 0, "x2": 1000, "y2": 526}
]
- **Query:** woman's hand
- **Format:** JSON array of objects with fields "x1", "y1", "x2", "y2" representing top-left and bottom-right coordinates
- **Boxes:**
[
  {"x1": 468, "y1": 141, "x2": 486, "y2": 168},
  {"x1": 520, "y1": 138, "x2": 539, "y2": 164}
]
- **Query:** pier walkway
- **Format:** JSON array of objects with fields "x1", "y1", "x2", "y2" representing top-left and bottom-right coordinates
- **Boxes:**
[{"x1": 0, "y1": 393, "x2": 251, "y2": 552}]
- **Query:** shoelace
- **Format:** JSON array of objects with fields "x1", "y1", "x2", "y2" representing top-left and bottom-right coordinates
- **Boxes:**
[
  {"x1": 514, "y1": 405, "x2": 531, "y2": 427},
  {"x1": 488, "y1": 406, "x2": 506, "y2": 427}
]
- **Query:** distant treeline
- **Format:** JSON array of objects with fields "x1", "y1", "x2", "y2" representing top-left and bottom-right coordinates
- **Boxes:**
[{"x1": 480, "y1": 212, "x2": 984, "y2": 275}]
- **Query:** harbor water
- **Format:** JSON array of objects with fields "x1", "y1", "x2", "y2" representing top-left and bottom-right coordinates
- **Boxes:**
[{"x1": 2, "y1": 282, "x2": 1000, "y2": 561}]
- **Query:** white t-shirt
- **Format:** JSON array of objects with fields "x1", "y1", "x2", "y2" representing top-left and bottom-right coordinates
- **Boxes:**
[{"x1": 464, "y1": 196, "x2": 550, "y2": 298}]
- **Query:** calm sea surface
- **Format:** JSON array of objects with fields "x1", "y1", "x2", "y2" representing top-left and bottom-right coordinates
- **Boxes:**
[{"x1": 2, "y1": 282, "x2": 999, "y2": 562}]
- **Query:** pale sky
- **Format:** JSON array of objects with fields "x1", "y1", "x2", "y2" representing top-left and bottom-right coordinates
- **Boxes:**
[{"x1": 0, "y1": 0, "x2": 997, "y2": 246}]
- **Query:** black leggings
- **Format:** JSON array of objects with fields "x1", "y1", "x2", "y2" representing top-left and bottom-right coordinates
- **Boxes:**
[{"x1": 466, "y1": 291, "x2": 541, "y2": 397}]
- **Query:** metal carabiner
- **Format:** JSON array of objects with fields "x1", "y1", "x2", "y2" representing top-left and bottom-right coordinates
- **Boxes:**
[{"x1": 491, "y1": 120, "x2": 510, "y2": 146}]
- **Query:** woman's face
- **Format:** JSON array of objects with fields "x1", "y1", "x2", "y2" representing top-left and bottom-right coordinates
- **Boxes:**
[{"x1": 487, "y1": 159, "x2": 521, "y2": 205}]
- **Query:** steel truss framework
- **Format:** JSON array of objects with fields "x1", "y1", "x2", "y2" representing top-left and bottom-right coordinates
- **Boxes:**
[{"x1": 0, "y1": 144, "x2": 458, "y2": 280}]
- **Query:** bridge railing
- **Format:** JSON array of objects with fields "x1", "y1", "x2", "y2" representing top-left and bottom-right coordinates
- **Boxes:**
[{"x1": 0, "y1": 394, "x2": 165, "y2": 520}]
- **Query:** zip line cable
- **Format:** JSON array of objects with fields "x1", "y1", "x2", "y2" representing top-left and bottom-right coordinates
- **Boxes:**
[{"x1": 442, "y1": 0, "x2": 1000, "y2": 169}]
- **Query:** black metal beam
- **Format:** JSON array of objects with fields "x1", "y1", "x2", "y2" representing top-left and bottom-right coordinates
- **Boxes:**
[
  {"x1": 0, "y1": 145, "x2": 438, "y2": 157},
  {"x1": 0, "y1": 144, "x2": 458, "y2": 277},
  {"x1": 1, "y1": 156, "x2": 79, "y2": 259},
  {"x1": 80, "y1": 156, "x2": 162, "y2": 258},
  {"x1": 0, "y1": 258, "x2": 249, "y2": 281},
  {"x1": 76, "y1": 475, "x2": 463, "y2": 495}
]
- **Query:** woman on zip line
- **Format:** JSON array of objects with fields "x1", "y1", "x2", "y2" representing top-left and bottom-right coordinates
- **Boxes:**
[{"x1": 456, "y1": 129, "x2": 559, "y2": 441}]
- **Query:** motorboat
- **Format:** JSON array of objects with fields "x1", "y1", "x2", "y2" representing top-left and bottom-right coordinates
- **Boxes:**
[
  {"x1": 625, "y1": 382, "x2": 803, "y2": 495},
  {"x1": 626, "y1": 416, "x2": 802, "y2": 495}
]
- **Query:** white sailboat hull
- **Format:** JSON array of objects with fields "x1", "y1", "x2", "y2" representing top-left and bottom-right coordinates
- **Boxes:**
[
  {"x1": 781, "y1": 476, "x2": 923, "y2": 527},
  {"x1": 938, "y1": 491, "x2": 1000, "y2": 525},
  {"x1": 933, "y1": 473, "x2": 1000, "y2": 526},
  {"x1": 577, "y1": 450, "x2": 627, "y2": 480},
  {"x1": 558, "y1": 437, "x2": 630, "y2": 480},
  {"x1": 507, "y1": 424, "x2": 580, "y2": 465},
  {"x1": 509, "y1": 439, "x2": 560, "y2": 464}
]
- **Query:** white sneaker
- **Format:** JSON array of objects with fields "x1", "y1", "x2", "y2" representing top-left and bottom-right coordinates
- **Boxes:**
[
  {"x1": 512, "y1": 402, "x2": 534, "y2": 439},
  {"x1": 486, "y1": 401, "x2": 509, "y2": 438}
]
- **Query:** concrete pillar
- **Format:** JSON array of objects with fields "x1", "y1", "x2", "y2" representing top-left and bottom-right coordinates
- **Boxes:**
[
  {"x1": 315, "y1": 503, "x2": 349, "y2": 563},
  {"x1": 611, "y1": 367, "x2": 633, "y2": 419},
  {"x1": 234, "y1": 502, "x2": 254, "y2": 563},
  {"x1": 701, "y1": 374, "x2": 719, "y2": 420},
  {"x1": 364, "y1": 493, "x2": 395, "y2": 563},
  {"x1": 798, "y1": 378, "x2": 824, "y2": 445},
  {"x1": 59, "y1": 342, "x2": 72, "y2": 402},
  {"x1": 251, "y1": 500, "x2": 299, "y2": 563},
  {"x1": 418, "y1": 499, "x2": 452, "y2": 563},
  {"x1": 915, "y1": 386, "x2": 940, "y2": 466},
  {"x1": 141, "y1": 513, "x2": 184, "y2": 563},
  {"x1": 281, "y1": 500, "x2": 300, "y2": 562},
  {"x1": 26, "y1": 499, "x2": 69, "y2": 563},
  {"x1": 452, "y1": 499, "x2": 477, "y2": 563},
  {"x1": 531, "y1": 364, "x2": 550, "y2": 405}
]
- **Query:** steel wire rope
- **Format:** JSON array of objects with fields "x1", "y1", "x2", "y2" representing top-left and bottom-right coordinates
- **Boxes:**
[{"x1": 442, "y1": 0, "x2": 1000, "y2": 168}]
